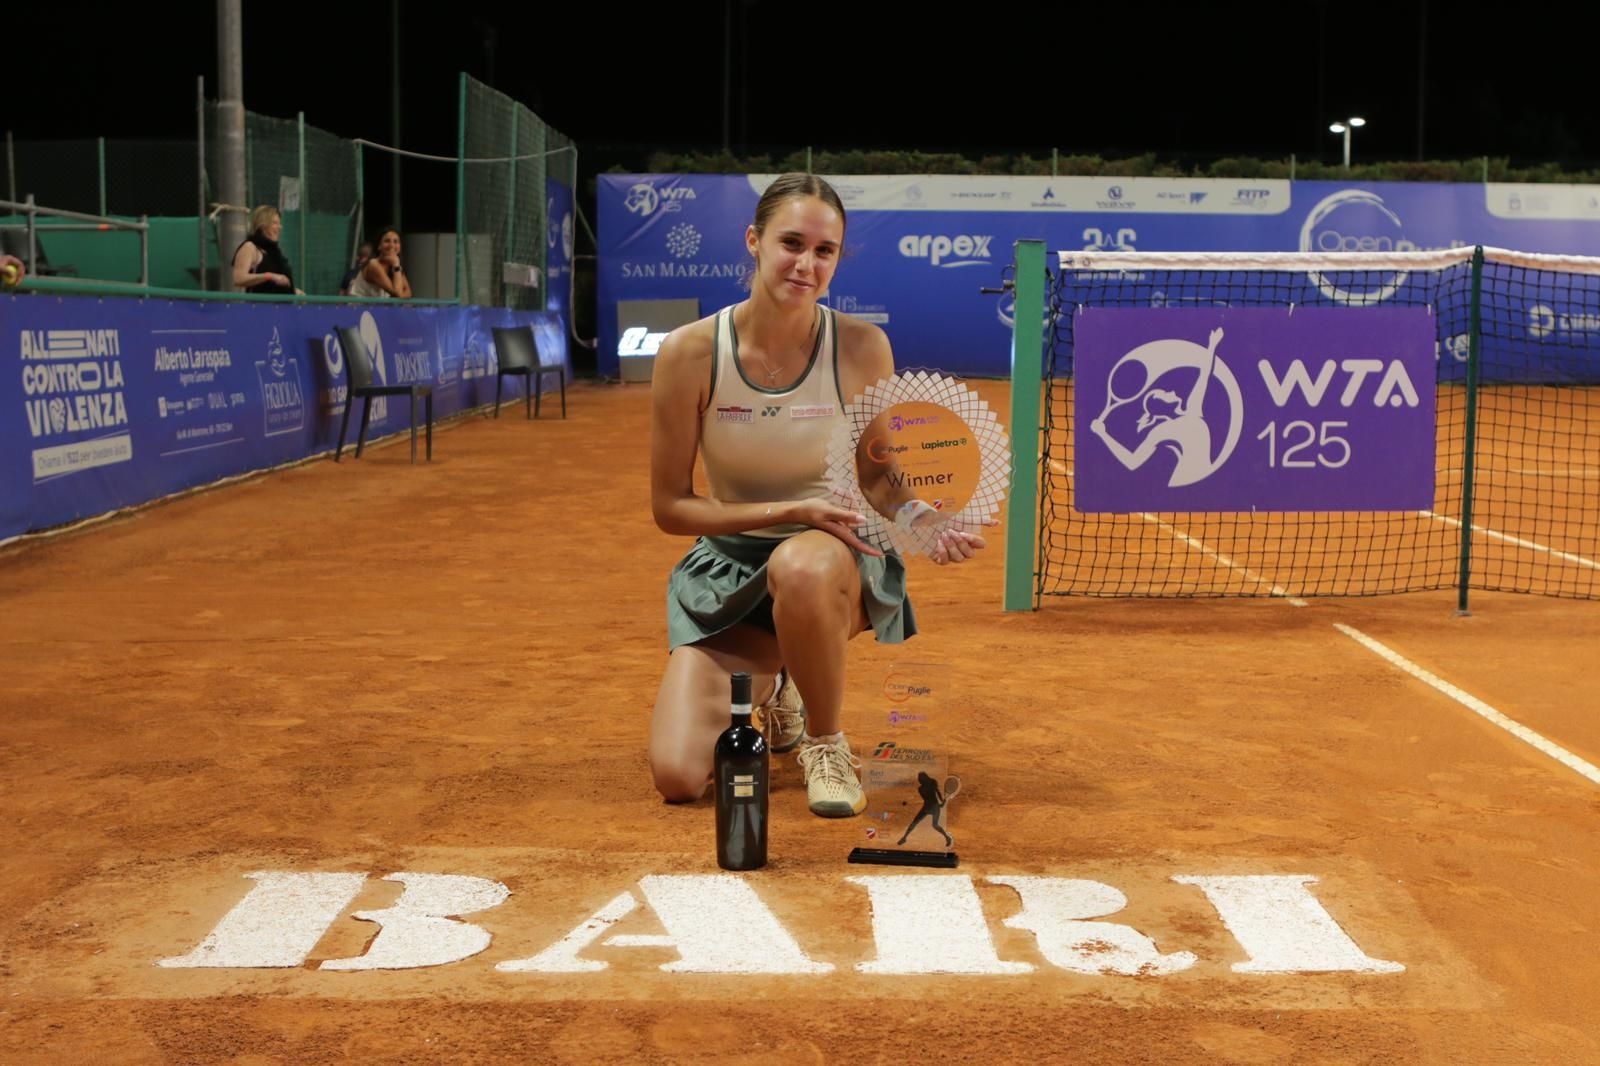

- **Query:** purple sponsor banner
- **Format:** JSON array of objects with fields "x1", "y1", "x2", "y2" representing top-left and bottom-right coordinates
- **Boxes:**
[{"x1": 1073, "y1": 308, "x2": 1436, "y2": 512}]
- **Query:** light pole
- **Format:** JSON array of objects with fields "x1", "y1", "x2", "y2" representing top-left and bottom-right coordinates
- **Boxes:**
[{"x1": 1329, "y1": 117, "x2": 1366, "y2": 169}]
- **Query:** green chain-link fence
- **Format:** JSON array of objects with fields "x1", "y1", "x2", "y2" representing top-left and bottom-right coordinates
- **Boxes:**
[{"x1": 458, "y1": 75, "x2": 575, "y2": 310}]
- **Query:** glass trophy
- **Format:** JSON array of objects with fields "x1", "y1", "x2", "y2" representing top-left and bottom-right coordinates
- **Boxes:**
[
  {"x1": 827, "y1": 372, "x2": 1005, "y2": 866},
  {"x1": 849, "y1": 662, "x2": 962, "y2": 868}
]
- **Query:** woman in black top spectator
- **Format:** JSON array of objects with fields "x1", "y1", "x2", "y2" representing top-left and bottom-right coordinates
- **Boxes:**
[{"x1": 231, "y1": 206, "x2": 300, "y2": 295}]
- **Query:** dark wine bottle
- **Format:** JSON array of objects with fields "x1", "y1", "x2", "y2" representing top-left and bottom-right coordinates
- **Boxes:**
[{"x1": 715, "y1": 671, "x2": 769, "y2": 871}]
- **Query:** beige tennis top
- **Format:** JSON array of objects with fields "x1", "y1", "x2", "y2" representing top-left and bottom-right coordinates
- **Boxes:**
[{"x1": 699, "y1": 304, "x2": 845, "y2": 539}]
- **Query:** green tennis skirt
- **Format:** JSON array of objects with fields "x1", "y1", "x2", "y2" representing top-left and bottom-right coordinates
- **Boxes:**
[{"x1": 666, "y1": 533, "x2": 917, "y2": 650}]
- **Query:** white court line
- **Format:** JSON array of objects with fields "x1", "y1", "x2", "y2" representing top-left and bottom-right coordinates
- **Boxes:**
[
  {"x1": 1334, "y1": 623, "x2": 1600, "y2": 786},
  {"x1": 1138, "y1": 513, "x2": 1308, "y2": 606},
  {"x1": 1047, "y1": 459, "x2": 1306, "y2": 605},
  {"x1": 1420, "y1": 510, "x2": 1600, "y2": 571}
]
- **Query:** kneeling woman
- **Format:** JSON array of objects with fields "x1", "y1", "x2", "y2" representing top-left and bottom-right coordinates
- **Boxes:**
[{"x1": 647, "y1": 173, "x2": 985, "y2": 817}]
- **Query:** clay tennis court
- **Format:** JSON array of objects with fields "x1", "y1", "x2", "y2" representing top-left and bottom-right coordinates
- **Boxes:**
[{"x1": 3, "y1": 379, "x2": 1597, "y2": 1063}]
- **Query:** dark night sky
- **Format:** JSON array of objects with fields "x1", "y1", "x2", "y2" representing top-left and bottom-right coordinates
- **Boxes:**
[{"x1": 7, "y1": 1, "x2": 1597, "y2": 232}]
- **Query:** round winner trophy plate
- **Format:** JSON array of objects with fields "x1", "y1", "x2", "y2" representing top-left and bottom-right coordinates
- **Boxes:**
[{"x1": 826, "y1": 371, "x2": 1010, "y2": 558}]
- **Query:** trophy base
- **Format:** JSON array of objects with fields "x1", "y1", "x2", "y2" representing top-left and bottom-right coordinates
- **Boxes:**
[{"x1": 847, "y1": 847, "x2": 959, "y2": 869}]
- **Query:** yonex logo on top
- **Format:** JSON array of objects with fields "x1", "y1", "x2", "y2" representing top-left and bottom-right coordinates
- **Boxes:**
[{"x1": 898, "y1": 234, "x2": 992, "y2": 268}]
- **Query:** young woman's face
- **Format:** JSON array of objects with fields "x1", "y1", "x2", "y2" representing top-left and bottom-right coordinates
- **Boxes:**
[
  {"x1": 378, "y1": 231, "x2": 402, "y2": 258},
  {"x1": 745, "y1": 196, "x2": 843, "y2": 307},
  {"x1": 263, "y1": 214, "x2": 283, "y2": 240}
]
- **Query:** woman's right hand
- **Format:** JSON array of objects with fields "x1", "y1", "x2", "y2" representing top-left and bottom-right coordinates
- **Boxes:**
[{"x1": 790, "y1": 498, "x2": 883, "y2": 557}]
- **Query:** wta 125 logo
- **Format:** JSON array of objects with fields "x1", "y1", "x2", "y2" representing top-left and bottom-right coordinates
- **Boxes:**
[
  {"x1": 1090, "y1": 324, "x2": 1423, "y2": 489},
  {"x1": 1079, "y1": 309, "x2": 1435, "y2": 513},
  {"x1": 624, "y1": 183, "x2": 696, "y2": 216}
]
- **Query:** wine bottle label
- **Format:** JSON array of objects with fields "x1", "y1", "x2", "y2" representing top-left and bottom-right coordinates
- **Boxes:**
[{"x1": 732, "y1": 773, "x2": 758, "y2": 798}]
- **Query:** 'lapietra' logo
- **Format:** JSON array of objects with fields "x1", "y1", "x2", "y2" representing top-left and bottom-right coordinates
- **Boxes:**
[{"x1": 1089, "y1": 328, "x2": 1244, "y2": 488}]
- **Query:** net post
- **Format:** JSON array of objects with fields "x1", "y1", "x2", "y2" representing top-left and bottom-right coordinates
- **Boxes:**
[
  {"x1": 1455, "y1": 245, "x2": 1485, "y2": 616},
  {"x1": 1005, "y1": 239, "x2": 1046, "y2": 612},
  {"x1": 455, "y1": 72, "x2": 467, "y2": 306}
]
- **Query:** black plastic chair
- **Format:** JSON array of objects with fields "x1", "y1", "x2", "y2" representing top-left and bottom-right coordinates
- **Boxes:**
[
  {"x1": 491, "y1": 325, "x2": 566, "y2": 419},
  {"x1": 334, "y1": 325, "x2": 433, "y2": 463}
]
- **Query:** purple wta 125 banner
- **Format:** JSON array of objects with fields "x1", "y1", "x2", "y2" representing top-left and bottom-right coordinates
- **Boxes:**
[{"x1": 1072, "y1": 308, "x2": 1436, "y2": 512}]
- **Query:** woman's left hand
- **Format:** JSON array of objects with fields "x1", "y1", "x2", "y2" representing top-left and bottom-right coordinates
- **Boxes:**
[
  {"x1": 928, "y1": 516, "x2": 1000, "y2": 565},
  {"x1": 930, "y1": 528, "x2": 986, "y2": 565}
]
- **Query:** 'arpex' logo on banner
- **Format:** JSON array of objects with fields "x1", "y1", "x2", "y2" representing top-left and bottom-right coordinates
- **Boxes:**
[{"x1": 898, "y1": 234, "x2": 992, "y2": 268}]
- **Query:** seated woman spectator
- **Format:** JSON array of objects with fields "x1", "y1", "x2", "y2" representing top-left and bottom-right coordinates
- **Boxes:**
[
  {"x1": 231, "y1": 206, "x2": 300, "y2": 295},
  {"x1": 347, "y1": 228, "x2": 412, "y2": 299}
]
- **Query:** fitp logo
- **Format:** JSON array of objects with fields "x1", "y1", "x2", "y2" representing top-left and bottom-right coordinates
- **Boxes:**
[{"x1": 1087, "y1": 327, "x2": 1244, "y2": 488}]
